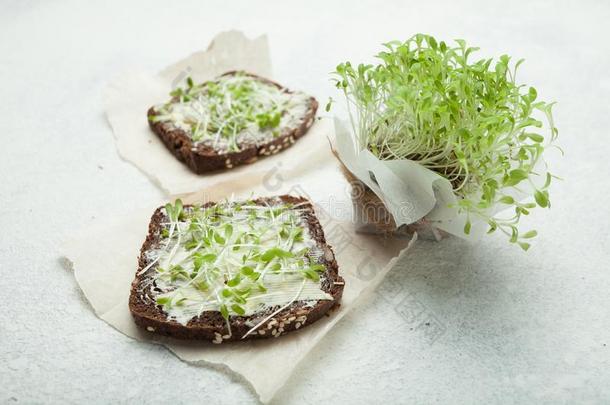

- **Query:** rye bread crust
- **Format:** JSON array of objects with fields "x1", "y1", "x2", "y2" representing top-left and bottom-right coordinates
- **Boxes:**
[
  {"x1": 147, "y1": 72, "x2": 319, "y2": 174},
  {"x1": 129, "y1": 196, "x2": 344, "y2": 343}
]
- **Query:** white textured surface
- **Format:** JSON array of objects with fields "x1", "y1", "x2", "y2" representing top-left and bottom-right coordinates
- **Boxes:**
[{"x1": 1, "y1": 0, "x2": 609, "y2": 403}]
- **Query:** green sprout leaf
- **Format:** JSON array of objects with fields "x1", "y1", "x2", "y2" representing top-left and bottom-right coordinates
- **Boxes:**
[
  {"x1": 302, "y1": 269, "x2": 320, "y2": 282},
  {"x1": 504, "y1": 169, "x2": 528, "y2": 187},
  {"x1": 522, "y1": 230, "x2": 538, "y2": 239},
  {"x1": 261, "y1": 247, "x2": 293, "y2": 262},
  {"x1": 194, "y1": 281, "x2": 209, "y2": 291},
  {"x1": 227, "y1": 274, "x2": 241, "y2": 287},
  {"x1": 231, "y1": 304, "x2": 246, "y2": 316},
  {"x1": 165, "y1": 199, "x2": 184, "y2": 222},
  {"x1": 220, "y1": 304, "x2": 229, "y2": 320},
  {"x1": 325, "y1": 97, "x2": 334, "y2": 112},
  {"x1": 535, "y1": 190, "x2": 549, "y2": 208},
  {"x1": 193, "y1": 253, "x2": 217, "y2": 271},
  {"x1": 309, "y1": 264, "x2": 326, "y2": 273},
  {"x1": 213, "y1": 232, "x2": 226, "y2": 245},
  {"x1": 464, "y1": 221, "x2": 472, "y2": 235},
  {"x1": 499, "y1": 196, "x2": 515, "y2": 205},
  {"x1": 185, "y1": 239, "x2": 199, "y2": 250}
]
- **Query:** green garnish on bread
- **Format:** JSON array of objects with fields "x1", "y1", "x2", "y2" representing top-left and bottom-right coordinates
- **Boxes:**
[
  {"x1": 129, "y1": 196, "x2": 344, "y2": 343},
  {"x1": 148, "y1": 71, "x2": 318, "y2": 174}
]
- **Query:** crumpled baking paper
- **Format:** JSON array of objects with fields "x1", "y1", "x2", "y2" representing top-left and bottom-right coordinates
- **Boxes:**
[
  {"x1": 333, "y1": 118, "x2": 487, "y2": 240},
  {"x1": 103, "y1": 30, "x2": 330, "y2": 196},
  {"x1": 61, "y1": 123, "x2": 416, "y2": 402}
]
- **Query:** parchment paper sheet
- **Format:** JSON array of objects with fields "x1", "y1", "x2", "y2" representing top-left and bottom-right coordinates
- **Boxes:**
[
  {"x1": 61, "y1": 123, "x2": 415, "y2": 402},
  {"x1": 103, "y1": 30, "x2": 331, "y2": 196}
]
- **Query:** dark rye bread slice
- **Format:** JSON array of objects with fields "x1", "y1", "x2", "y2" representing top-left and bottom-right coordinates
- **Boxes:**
[
  {"x1": 129, "y1": 195, "x2": 344, "y2": 343},
  {"x1": 147, "y1": 72, "x2": 319, "y2": 174}
]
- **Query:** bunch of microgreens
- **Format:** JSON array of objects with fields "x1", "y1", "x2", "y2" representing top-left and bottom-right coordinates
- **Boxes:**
[
  {"x1": 331, "y1": 34, "x2": 559, "y2": 250},
  {"x1": 149, "y1": 199, "x2": 325, "y2": 333},
  {"x1": 151, "y1": 73, "x2": 305, "y2": 152}
]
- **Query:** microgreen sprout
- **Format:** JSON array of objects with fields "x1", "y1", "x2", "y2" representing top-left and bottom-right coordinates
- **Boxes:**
[
  {"x1": 325, "y1": 97, "x2": 334, "y2": 112},
  {"x1": 332, "y1": 34, "x2": 559, "y2": 249},
  {"x1": 164, "y1": 199, "x2": 183, "y2": 222}
]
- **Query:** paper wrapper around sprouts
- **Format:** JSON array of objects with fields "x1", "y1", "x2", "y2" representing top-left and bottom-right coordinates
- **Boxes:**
[
  {"x1": 332, "y1": 118, "x2": 487, "y2": 240},
  {"x1": 103, "y1": 30, "x2": 328, "y2": 196}
]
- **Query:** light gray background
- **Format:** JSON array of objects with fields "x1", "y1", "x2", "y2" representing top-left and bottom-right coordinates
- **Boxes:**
[{"x1": 1, "y1": 0, "x2": 609, "y2": 403}]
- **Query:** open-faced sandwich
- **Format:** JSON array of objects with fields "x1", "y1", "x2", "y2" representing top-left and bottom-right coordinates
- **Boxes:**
[
  {"x1": 129, "y1": 196, "x2": 344, "y2": 343},
  {"x1": 147, "y1": 72, "x2": 318, "y2": 173}
]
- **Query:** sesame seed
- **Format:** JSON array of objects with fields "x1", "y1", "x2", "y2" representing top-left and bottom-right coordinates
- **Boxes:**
[
  {"x1": 269, "y1": 145, "x2": 276, "y2": 151},
  {"x1": 146, "y1": 326, "x2": 155, "y2": 332},
  {"x1": 295, "y1": 323, "x2": 301, "y2": 329}
]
